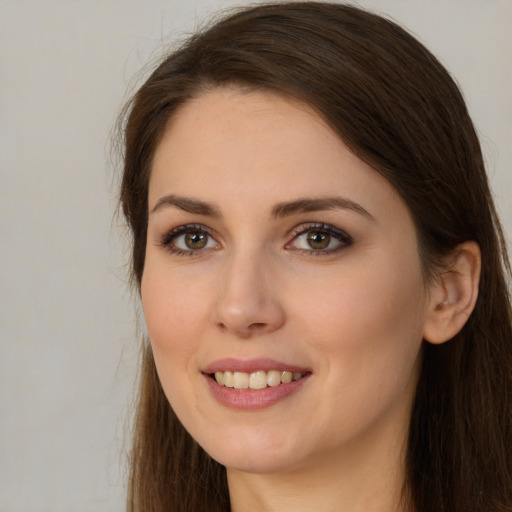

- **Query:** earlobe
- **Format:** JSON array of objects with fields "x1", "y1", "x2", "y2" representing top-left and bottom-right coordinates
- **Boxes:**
[{"x1": 423, "y1": 241, "x2": 481, "y2": 345}]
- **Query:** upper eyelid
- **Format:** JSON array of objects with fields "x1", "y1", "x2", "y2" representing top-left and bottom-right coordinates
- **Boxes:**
[
  {"x1": 165, "y1": 223, "x2": 213, "y2": 235},
  {"x1": 288, "y1": 222, "x2": 352, "y2": 239},
  {"x1": 284, "y1": 222, "x2": 353, "y2": 253},
  {"x1": 160, "y1": 223, "x2": 218, "y2": 245}
]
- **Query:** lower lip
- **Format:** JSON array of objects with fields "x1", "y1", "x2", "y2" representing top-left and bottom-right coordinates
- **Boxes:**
[{"x1": 203, "y1": 373, "x2": 310, "y2": 410}]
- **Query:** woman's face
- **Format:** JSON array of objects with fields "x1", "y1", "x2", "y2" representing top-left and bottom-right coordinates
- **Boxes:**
[{"x1": 142, "y1": 88, "x2": 434, "y2": 475}]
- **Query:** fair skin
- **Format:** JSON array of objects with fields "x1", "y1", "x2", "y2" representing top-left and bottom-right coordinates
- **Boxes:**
[{"x1": 141, "y1": 87, "x2": 480, "y2": 512}]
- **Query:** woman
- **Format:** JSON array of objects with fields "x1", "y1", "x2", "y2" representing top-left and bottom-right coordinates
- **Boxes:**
[{"x1": 119, "y1": 2, "x2": 512, "y2": 511}]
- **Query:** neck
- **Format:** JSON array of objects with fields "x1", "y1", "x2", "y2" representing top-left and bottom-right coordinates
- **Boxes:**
[{"x1": 227, "y1": 416, "x2": 412, "y2": 512}]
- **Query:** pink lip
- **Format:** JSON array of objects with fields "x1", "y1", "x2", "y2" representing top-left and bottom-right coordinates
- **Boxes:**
[
  {"x1": 202, "y1": 357, "x2": 310, "y2": 374},
  {"x1": 202, "y1": 358, "x2": 312, "y2": 411}
]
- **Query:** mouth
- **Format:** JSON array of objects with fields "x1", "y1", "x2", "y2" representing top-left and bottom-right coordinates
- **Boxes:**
[
  {"x1": 202, "y1": 358, "x2": 311, "y2": 409},
  {"x1": 210, "y1": 370, "x2": 306, "y2": 390}
]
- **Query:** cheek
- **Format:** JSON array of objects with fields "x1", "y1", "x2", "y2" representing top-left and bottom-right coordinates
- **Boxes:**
[
  {"x1": 141, "y1": 266, "x2": 209, "y2": 366},
  {"x1": 293, "y1": 252, "x2": 427, "y2": 384},
  {"x1": 141, "y1": 267, "x2": 210, "y2": 421},
  {"x1": 296, "y1": 265, "x2": 426, "y2": 439}
]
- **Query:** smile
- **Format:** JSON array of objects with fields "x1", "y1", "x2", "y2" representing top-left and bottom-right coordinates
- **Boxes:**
[
  {"x1": 213, "y1": 370, "x2": 304, "y2": 390},
  {"x1": 202, "y1": 358, "x2": 311, "y2": 409}
]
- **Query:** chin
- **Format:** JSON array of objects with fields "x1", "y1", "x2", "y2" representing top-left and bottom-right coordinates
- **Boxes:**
[
  {"x1": 197, "y1": 425, "x2": 312, "y2": 475},
  {"x1": 212, "y1": 449, "x2": 302, "y2": 475}
]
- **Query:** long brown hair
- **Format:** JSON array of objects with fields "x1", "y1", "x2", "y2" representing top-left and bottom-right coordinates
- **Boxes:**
[{"x1": 119, "y1": 3, "x2": 512, "y2": 511}]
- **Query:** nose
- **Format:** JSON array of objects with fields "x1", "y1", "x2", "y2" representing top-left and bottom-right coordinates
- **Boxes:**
[{"x1": 211, "y1": 250, "x2": 285, "y2": 338}]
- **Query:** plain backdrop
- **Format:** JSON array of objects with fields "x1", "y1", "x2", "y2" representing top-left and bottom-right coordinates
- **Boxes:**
[{"x1": 0, "y1": 1, "x2": 510, "y2": 510}]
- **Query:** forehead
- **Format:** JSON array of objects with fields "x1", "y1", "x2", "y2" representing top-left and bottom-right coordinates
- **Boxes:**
[
  {"x1": 154, "y1": 87, "x2": 340, "y2": 175},
  {"x1": 148, "y1": 87, "x2": 405, "y2": 223}
]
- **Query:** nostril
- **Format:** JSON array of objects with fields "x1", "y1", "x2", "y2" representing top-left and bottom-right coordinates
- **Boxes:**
[{"x1": 212, "y1": 294, "x2": 286, "y2": 337}]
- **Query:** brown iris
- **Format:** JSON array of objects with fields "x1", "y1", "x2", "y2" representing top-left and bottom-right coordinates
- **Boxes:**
[
  {"x1": 306, "y1": 231, "x2": 330, "y2": 250},
  {"x1": 185, "y1": 232, "x2": 208, "y2": 250}
]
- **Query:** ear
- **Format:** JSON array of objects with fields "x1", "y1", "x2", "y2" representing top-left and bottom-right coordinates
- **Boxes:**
[{"x1": 423, "y1": 241, "x2": 481, "y2": 345}]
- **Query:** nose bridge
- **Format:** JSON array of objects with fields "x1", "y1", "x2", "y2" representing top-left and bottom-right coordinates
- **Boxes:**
[{"x1": 212, "y1": 242, "x2": 284, "y2": 337}]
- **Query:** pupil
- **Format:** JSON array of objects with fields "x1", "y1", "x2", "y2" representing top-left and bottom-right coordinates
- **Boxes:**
[
  {"x1": 307, "y1": 231, "x2": 329, "y2": 249},
  {"x1": 185, "y1": 232, "x2": 207, "y2": 249}
]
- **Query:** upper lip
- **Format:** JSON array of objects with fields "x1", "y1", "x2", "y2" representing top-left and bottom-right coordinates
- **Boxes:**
[{"x1": 202, "y1": 358, "x2": 311, "y2": 374}]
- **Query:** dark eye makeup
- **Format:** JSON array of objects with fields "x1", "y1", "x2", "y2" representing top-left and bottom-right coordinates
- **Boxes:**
[
  {"x1": 158, "y1": 222, "x2": 353, "y2": 257},
  {"x1": 286, "y1": 222, "x2": 353, "y2": 255},
  {"x1": 158, "y1": 224, "x2": 219, "y2": 256}
]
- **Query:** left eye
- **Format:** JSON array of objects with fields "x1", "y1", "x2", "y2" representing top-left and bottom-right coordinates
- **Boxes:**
[
  {"x1": 174, "y1": 231, "x2": 215, "y2": 250},
  {"x1": 287, "y1": 224, "x2": 352, "y2": 253},
  {"x1": 161, "y1": 225, "x2": 219, "y2": 254}
]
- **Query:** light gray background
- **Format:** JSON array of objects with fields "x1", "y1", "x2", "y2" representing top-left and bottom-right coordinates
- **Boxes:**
[{"x1": 1, "y1": 1, "x2": 510, "y2": 511}]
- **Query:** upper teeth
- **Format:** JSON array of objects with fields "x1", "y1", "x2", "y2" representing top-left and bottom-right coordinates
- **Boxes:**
[{"x1": 214, "y1": 370, "x2": 303, "y2": 390}]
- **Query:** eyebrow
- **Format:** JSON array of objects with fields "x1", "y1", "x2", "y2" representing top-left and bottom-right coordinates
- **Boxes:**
[
  {"x1": 150, "y1": 194, "x2": 373, "y2": 220},
  {"x1": 151, "y1": 195, "x2": 222, "y2": 217},
  {"x1": 271, "y1": 197, "x2": 374, "y2": 220}
]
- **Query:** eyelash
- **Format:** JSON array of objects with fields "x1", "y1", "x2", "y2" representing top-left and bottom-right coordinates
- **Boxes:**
[
  {"x1": 158, "y1": 222, "x2": 353, "y2": 256},
  {"x1": 158, "y1": 224, "x2": 218, "y2": 257},
  {"x1": 286, "y1": 222, "x2": 353, "y2": 256}
]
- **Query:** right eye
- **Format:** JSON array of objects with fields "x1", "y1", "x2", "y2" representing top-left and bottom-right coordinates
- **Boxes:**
[{"x1": 160, "y1": 224, "x2": 219, "y2": 255}]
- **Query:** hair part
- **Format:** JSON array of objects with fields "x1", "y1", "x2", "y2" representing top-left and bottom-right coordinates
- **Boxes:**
[{"x1": 119, "y1": 3, "x2": 512, "y2": 511}]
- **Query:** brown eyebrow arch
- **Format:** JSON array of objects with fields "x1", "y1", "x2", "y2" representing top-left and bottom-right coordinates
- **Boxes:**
[
  {"x1": 151, "y1": 194, "x2": 373, "y2": 220},
  {"x1": 151, "y1": 194, "x2": 222, "y2": 217},
  {"x1": 271, "y1": 197, "x2": 374, "y2": 220}
]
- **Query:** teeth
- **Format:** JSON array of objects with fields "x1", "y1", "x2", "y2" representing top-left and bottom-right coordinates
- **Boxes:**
[
  {"x1": 233, "y1": 372, "x2": 249, "y2": 389},
  {"x1": 267, "y1": 370, "x2": 281, "y2": 387},
  {"x1": 223, "y1": 371, "x2": 234, "y2": 388},
  {"x1": 213, "y1": 370, "x2": 304, "y2": 389},
  {"x1": 249, "y1": 371, "x2": 267, "y2": 390},
  {"x1": 281, "y1": 371, "x2": 292, "y2": 384}
]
